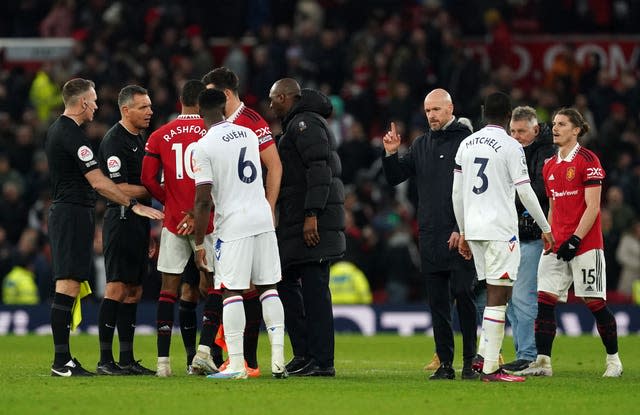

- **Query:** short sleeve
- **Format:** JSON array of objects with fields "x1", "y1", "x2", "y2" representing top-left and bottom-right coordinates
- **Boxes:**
[
  {"x1": 100, "y1": 137, "x2": 127, "y2": 183},
  {"x1": 254, "y1": 118, "x2": 275, "y2": 151},
  {"x1": 454, "y1": 141, "x2": 463, "y2": 172},
  {"x1": 192, "y1": 142, "x2": 213, "y2": 186},
  {"x1": 581, "y1": 154, "x2": 605, "y2": 187},
  {"x1": 509, "y1": 144, "x2": 530, "y2": 186},
  {"x1": 66, "y1": 128, "x2": 99, "y2": 174},
  {"x1": 145, "y1": 130, "x2": 160, "y2": 156}
]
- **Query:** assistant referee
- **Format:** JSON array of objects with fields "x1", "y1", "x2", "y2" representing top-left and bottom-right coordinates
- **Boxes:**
[{"x1": 46, "y1": 79, "x2": 163, "y2": 377}]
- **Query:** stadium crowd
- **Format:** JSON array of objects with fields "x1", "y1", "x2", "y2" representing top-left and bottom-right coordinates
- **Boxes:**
[{"x1": 1, "y1": 0, "x2": 640, "y2": 305}]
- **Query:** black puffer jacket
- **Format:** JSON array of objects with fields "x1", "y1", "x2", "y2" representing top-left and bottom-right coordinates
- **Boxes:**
[
  {"x1": 516, "y1": 123, "x2": 556, "y2": 240},
  {"x1": 276, "y1": 88, "x2": 345, "y2": 269},
  {"x1": 383, "y1": 119, "x2": 473, "y2": 272}
]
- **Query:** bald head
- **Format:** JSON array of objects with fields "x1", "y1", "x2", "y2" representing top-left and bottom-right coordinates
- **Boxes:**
[
  {"x1": 269, "y1": 78, "x2": 302, "y2": 118},
  {"x1": 424, "y1": 88, "x2": 454, "y2": 131}
]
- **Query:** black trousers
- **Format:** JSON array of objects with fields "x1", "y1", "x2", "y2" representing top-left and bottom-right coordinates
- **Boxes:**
[
  {"x1": 278, "y1": 261, "x2": 335, "y2": 368},
  {"x1": 425, "y1": 268, "x2": 477, "y2": 365}
]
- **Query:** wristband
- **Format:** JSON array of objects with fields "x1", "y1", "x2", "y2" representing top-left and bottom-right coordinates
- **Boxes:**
[{"x1": 195, "y1": 244, "x2": 205, "y2": 251}]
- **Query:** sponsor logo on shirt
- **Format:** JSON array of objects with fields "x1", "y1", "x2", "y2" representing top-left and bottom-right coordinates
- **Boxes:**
[
  {"x1": 508, "y1": 235, "x2": 518, "y2": 252},
  {"x1": 255, "y1": 126, "x2": 271, "y2": 138},
  {"x1": 548, "y1": 174, "x2": 555, "y2": 181},
  {"x1": 566, "y1": 166, "x2": 576, "y2": 181},
  {"x1": 586, "y1": 167, "x2": 604, "y2": 179},
  {"x1": 550, "y1": 188, "x2": 579, "y2": 199},
  {"x1": 77, "y1": 145, "x2": 94, "y2": 162},
  {"x1": 107, "y1": 156, "x2": 121, "y2": 173}
]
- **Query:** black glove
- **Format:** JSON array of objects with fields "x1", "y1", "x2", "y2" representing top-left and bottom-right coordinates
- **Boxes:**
[{"x1": 556, "y1": 235, "x2": 581, "y2": 261}]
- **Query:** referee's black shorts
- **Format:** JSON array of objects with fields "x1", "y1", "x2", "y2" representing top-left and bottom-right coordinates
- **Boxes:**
[
  {"x1": 49, "y1": 203, "x2": 95, "y2": 282},
  {"x1": 103, "y1": 207, "x2": 150, "y2": 285}
]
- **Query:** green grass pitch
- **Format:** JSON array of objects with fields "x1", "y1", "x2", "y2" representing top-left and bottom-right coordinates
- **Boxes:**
[{"x1": 1, "y1": 334, "x2": 639, "y2": 415}]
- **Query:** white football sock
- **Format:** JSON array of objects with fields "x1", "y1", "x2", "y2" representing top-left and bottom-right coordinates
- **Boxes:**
[
  {"x1": 477, "y1": 325, "x2": 486, "y2": 358},
  {"x1": 482, "y1": 305, "x2": 506, "y2": 374},
  {"x1": 260, "y1": 289, "x2": 285, "y2": 366},
  {"x1": 222, "y1": 295, "x2": 245, "y2": 372}
]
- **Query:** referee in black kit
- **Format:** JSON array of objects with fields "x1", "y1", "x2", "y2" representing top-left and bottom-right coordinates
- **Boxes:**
[
  {"x1": 96, "y1": 85, "x2": 157, "y2": 375},
  {"x1": 46, "y1": 79, "x2": 163, "y2": 377}
]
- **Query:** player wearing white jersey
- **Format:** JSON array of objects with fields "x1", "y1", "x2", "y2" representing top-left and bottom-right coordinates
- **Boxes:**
[
  {"x1": 452, "y1": 92, "x2": 554, "y2": 382},
  {"x1": 192, "y1": 88, "x2": 287, "y2": 380}
]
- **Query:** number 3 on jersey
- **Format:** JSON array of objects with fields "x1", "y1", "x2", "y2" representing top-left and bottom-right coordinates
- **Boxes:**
[
  {"x1": 172, "y1": 142, "x2": 197, "y2": 179},
  {"x1": 473, "y1": 157, "x2": 489, "y2": 194},
  {"x1": 238, "y1": 146, "x2": 257, "y2": 183}
]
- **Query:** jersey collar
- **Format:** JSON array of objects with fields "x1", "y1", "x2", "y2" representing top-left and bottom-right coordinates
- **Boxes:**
[
  {"x1": 556, "y1": 143, "x2": 580, "y2": 163},
  {"x1": 226, "y1": 102, "x2": 245, "y2": 123}
]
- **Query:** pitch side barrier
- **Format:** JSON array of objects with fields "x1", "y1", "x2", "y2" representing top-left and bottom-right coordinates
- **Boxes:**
[{"x1": 0, "y1": 304, "x2": 639, "y2": 336}]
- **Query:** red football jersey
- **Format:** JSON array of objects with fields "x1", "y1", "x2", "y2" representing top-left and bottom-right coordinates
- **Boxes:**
[
  {"x1": 543, "y1": 144, "x2": 605, "y2": 254},
  {"x1": 227, "y1": 102, "x2": 275, "y2": 151},
  {"x1": 142, "y1": 114, "x2": 214, "y2": 235}
]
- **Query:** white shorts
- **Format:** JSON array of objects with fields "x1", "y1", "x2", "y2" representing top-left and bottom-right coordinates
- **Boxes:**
[
  {"x1": 213, "y1": 231, "x2": 282, "y2": 290},
  {"x1": 537, "y1": 249, "x2": 606, "y2": 300},
  {"x1": 157, "y1": 227, "x2": 214, "y2": 273},
  {"x1": 468, "y1": 240, "x2": 520, "y2": 287}
]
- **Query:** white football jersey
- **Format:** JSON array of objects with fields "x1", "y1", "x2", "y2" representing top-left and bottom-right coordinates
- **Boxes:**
[
  {"x1": 454, "y1": 125, "x2": 530, "y2": 241},
  {"x1": 193, "y1": 121, "x2": 274, "y2": 241}
]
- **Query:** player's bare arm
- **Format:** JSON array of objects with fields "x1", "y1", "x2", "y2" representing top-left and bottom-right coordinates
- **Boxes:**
[
  {"x1": 193, "y1": 183, "x2": 213, "y2": 272},
  {"x1": 260, "y1": 145, "x2": 282, "y2": 215}
]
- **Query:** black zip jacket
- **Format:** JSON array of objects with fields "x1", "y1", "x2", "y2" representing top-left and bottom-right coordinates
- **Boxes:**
[{"x1": 383, "y1": 119, "x2": 473, "y2": 271}]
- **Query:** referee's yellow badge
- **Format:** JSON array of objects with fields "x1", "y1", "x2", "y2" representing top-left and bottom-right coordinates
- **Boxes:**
[{"x1": 566, "y1": 166, "x2": 575, "y2": 181}]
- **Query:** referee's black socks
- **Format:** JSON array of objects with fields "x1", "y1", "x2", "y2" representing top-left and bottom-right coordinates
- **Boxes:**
[
  {"x1": 118, "y1": 302, "x2": 138, "y2": 365},
  {"x1": 98, "y1": 298, "x2": 120, "y2": 364},
  {"x1": 51, "y1": 292, "x2": 75, "y2": 367}
]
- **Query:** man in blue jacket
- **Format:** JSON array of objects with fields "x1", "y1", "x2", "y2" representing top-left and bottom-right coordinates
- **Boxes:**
[{"x1": 382, "y1": 88, "x2": 477, "y2": 380}]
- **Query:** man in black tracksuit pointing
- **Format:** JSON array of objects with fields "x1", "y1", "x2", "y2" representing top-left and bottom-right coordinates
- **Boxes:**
[{"x1": 382, "y1": 88, "x2": 478, "y2": 380}]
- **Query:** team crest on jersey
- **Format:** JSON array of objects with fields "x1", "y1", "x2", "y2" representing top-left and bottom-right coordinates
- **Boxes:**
[
  {"x1": 298, "y1": 121, "x2": 307, "y2": 132},
  {"x1": 77, "y1": 145, "x2": 94, "y2": 162},
  {"x1": 107, "y1": 156, "x2": 121, "y2": 173},
  {"x1": 566, "y1": 166, "x2": 576, "y2": 181}
]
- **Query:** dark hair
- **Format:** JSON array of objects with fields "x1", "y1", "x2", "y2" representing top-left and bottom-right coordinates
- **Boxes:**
[
  {"x1": 62, "y1": 78, "x2": 95, "y2": 106},
  {"x1": 181, "y1": 80, "x2": 205, "y2": 107},
  {"x1": 553, "y1": 107, "x2": 591, "y2": 138},
  {"x1": 483, "y1": 91, "x2": 511, "y2": 121},
  {"x1": 198, "y1": 88, "x2": 226, "y2": 113},
  {"x1": 201, "y1": 67, "x2": 239, "y2": 93},
  {"x1": 118, "y1": 85, "x2": 148, "y2": 107}
]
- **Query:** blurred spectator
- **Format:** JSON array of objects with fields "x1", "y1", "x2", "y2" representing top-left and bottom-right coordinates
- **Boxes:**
[
  {"x1": 39, "y1": 0, "x2": 75, "y2": 37},
  {"x1": 601, "y1": 207, "x2": 622, "y2": 291},
  {"x1": 28, "y1": 63, "x2": 64, "y2": 123},
  {"x1": 0, "y1": 180, "x2": 28, "y2": 244},
  {"x1": 329, "y1": 261, "x2": 372, "y2": 304},
  {"x1": 616, "y1": 219, "x2": 640, "y2": 298},
  {"x1": 606, "y1": 185, "x2": 636, "y2": 235}
]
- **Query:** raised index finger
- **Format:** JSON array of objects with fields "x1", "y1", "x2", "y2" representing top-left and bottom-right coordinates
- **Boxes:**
[{"x1": 390, "y1": 122, "x2": 397, "y2": 137}]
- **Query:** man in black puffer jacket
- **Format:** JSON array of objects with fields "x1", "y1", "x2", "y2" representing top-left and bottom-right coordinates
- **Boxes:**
[
  {"x1": 269, "y1": 78, "x2": 345, "y2": 377},
  {"x1": 382, "y1": 88, "x2": 478, "y2": 380}
]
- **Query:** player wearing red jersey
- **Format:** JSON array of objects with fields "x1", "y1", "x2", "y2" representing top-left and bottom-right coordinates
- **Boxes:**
[
  {"x1": 517, "y1": 108, "x2": 623, "y2": 378},
  {"x1": 201, "y1": 67, "x2": 282, "y2": 377},
  {"x1": 141, "y1": 80, "x2": 219, "y2": 377}
]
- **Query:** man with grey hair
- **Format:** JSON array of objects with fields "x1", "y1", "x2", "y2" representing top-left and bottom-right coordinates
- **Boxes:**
[
  {"x1": 501, "y1": 106, "x2": 555, "y2": 373},
  {"x1": 96, "y1": 85, "x2": 156, "y2": 376}
]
